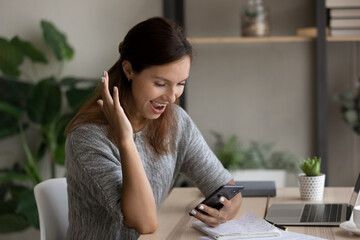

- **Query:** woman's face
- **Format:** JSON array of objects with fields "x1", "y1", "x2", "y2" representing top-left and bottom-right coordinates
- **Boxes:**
[{"x1": 123, "y1": 55, "x2": 191, "y2": 127}]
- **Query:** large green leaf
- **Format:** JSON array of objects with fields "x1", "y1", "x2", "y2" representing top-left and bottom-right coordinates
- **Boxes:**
[
  {"x1": 0, "y1": 214, "x2": 29, "y2": 233},
  {"x1": 41, "y1": 20, "x2": 74, "y2": 61},
  {"x1": 0, "y1": 115, "x2": 19, "y2": 139},
  {"x1": 0, "y1": 170, "x2": 32, "y2": 184},
  {"x1": 0, "y1": 38, "x2": 24, "y2": 77},
  {"x1": 11, "y1": 36, "x2": 47, "y2": 64},
  {"x1": 66, "y1": 87, "x2": 96, "y2": 110},
  {"x1": 16, "y1": 189, "x2": 39, "y2": 229},
  {"x1": 0, "y1": 198, "x2": 17, "y2": 214},
  {"x1": 9, "y1": 185, "x2": 29, "y2": 203},
  {"x1": 26, "y1": 77, "x2": 62, "y2": 125},
  {"x1": 0, "y1": 101, "x2": 23, "y2": 119},
  {"x1": 0, "y1": 199, "x2": 30, "y2": 233},
  {"x1": 0, "y1": 77, "x2": 32, "y2": 139},
  {"x1": 53, "y1": 113, "x2": 72, "y2": 165},
  {"x1": 0, "y1": 77, "x2": 33, "y2": 107},
  {"x1": 0, "y1": 183, "x2": 10, "y2": 201},
  {"x1": 55, "y1": 139, "x2": 66, "y2": 165}
]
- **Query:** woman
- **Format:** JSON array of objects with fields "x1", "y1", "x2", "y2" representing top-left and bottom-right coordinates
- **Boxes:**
[{"x1": 65, "y1": 17, "x2": 242, "y2": 239}]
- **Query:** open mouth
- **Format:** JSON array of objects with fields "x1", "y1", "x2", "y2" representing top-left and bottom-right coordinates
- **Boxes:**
[{"x1": 150, "y1": 101, "x2": 167, "y2": 113}]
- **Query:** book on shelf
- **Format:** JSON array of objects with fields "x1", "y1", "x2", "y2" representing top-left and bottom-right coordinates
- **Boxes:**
[
  {"x1": 192, "y1": 211, "x2": 281, "y2": 239},
  {"x1": 330, "y1": 18, "x2": 360, "y2": 28},
  {"x1": 330, "y1": 28, "x2": 360, "y2": 36},
  {"x1": 326, "y1": 0, "x2": 360, "y2": 8},
  {"x1": 330, "y1": 8, "x2": 360, "y2": 18}
]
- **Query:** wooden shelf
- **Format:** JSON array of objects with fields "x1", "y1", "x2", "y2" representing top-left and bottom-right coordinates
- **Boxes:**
[
  {"x1": 189, "y1": 36, "x2": 360, "y2": 43},
  {"x1": 188, "y1": 36, "x2": 315, "y2": 44},
  {"x1": 327, "y1": 36, "x2": 360, "y2": 42}
]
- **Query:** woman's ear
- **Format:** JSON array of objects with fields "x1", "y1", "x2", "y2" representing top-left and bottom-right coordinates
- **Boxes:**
[{"x1": 122, "y1": 60, "x2": 134, "y2": 79}]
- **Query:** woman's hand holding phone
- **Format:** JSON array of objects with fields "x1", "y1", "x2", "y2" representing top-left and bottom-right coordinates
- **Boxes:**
[
  {"x1": 190, "y1": 195, "x2": 235, "y2": 227},
  {"x1": 189, "y1": 184, "x2": 243, "y2": 228}
]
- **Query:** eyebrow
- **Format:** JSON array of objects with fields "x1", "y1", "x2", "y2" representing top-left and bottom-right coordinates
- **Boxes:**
[{"x1": 152, "y1": 76, "x2": 189, "y2": 83}]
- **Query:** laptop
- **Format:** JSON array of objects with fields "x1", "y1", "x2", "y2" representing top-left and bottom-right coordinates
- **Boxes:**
[{"x1": 265, "y1": 173, "x2": 360, "y2": 226}]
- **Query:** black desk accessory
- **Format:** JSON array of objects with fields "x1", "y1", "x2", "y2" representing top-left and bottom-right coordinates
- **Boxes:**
[{"x1": 234, "y1": 181, "x2": 276, "y2": 197}]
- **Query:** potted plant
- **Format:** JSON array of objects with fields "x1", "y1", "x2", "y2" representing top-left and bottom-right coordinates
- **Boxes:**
[
  {"x1": 298, "y1": 156, "x2": 325, "y2": 200},
  {"x1": 211, "y1": 131, "x2": 300, "y2": 187},
  {"x1": 0, "y1": 20, "x2": 97, "y2": 235}
]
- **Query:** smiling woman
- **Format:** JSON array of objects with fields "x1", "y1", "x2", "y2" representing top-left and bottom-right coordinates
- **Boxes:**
[
  {"x1": 122, "y1": 56, "x2": 190, "y2": 125},
  {"x1": 64, "y1": 17, "x2": 242, "y2": 240}
]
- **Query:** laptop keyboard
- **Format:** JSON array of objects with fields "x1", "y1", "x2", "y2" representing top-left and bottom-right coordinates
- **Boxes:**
[{"x1": 300, "y1": 204, "x2": 342, "y2": 222}]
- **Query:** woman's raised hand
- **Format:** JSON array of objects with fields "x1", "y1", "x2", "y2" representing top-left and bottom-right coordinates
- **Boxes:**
[{"x1": 97, "y1": 71, "x2": 133, "y2": 141}]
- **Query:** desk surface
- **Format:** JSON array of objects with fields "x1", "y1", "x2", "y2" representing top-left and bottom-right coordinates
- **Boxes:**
[{"x1": 139, "y1": 187, "x2": 359, "y2": 240}]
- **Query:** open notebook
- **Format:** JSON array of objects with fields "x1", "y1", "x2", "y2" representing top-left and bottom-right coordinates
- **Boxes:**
[{"x1": 192, "y1": 211, "x2": 280, "y2": 239}]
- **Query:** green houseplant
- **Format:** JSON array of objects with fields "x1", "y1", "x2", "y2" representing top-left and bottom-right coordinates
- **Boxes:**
[
  {"x1": 195, "y1": 131, "x2": 301, "y2": 188},
  {"x1": 298, "y1": 156, "x2": 325, "y2": 200},
  {"x1": 0, "y1": 20, "x2": 97, "y2": 233},
  {"x1": 333, "y1": 80, "x2": 360, "y2": 135},
  {"x1": 174, "y1": 132, "x2": 300, "y2": 187},
  {"x1": 211, "y1": 131, "x2": 299, "y2": 173}
]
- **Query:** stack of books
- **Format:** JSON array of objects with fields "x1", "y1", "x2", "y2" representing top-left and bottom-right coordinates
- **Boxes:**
[{"x1": 327, "y1": 0, "x2": 360, "y2": 36}]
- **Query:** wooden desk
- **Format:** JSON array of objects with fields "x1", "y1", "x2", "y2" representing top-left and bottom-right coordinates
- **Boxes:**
[{"x1": 139, "y1": 187, "x2": 358, "y2": 240}]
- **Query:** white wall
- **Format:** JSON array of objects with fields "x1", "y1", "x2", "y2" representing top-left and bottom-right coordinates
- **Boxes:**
[{"x1": 185, "y1": 0, "x2": 316, "y2": 169}]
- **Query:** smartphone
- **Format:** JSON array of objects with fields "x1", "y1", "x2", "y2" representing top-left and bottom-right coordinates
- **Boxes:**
[{"x1": 192, "y1": 185, "x2": 244, "y2": 215}]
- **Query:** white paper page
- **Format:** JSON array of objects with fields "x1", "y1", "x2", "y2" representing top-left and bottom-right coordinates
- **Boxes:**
[
  {"x1": 193, "y1": 211, "x2": 280, "y2": 238},
  {"x1": 198, "y1": 230, "x2": 327, "y2": 240}
]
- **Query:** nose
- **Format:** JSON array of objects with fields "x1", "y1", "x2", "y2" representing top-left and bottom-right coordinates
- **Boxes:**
[{"x1": 166, "y1": 86, "x2": 183, "y2": 104}]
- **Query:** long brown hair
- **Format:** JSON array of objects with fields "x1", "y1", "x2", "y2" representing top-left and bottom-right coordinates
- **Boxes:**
[{"x1": 65, "y1": 17, "x2": 193, "y2": 155}]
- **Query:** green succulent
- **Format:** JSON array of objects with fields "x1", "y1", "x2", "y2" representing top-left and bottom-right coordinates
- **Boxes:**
[{"x1": 299, "y1": 156, "x2": 321, "y2": 176}]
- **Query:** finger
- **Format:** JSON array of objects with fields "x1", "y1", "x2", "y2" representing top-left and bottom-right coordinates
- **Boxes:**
[
  {"x1": 97, "y1": 99, "x2": 104, "y2": 108},
  {"x1": 219, "y1": 196, "x2": 231, "y2": 209},
  {"x1": 113, "y1": 86, "x2": 121, "y2": 110},
  {"x1": 100, "y1": 73, "x2": 113, "y2": 104},
  {"x1": 189, "y1": 209, "x2": 220, "y2": 228},
  {"x1": 195, "y1": 204, "x2": 221, "y2": 219}
]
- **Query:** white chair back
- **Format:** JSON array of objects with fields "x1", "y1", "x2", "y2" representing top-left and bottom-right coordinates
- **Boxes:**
[{"x1": 34, "y1": 178, "x2": 68, "y2": 240}]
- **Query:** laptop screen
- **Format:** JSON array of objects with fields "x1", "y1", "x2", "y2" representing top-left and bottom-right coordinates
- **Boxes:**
[{"x1": 348, "y1": 173, "x2": 360, "y2": 212}]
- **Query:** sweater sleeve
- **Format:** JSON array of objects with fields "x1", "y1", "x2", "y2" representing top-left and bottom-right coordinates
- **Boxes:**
[
  {"x1": 176, "y1": 107, "x2": 233, "y2": 198},
  {"x1": 65, "y1": 124, "x2": 124, "y2": 223}
]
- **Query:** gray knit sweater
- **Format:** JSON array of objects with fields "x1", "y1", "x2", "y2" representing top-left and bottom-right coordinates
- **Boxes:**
[{"x1": 65, "y1": 105, "x2": 232, "y2": 239}]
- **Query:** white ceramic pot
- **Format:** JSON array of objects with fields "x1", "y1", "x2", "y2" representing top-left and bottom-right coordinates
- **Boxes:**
[{"x1": 298, "y1": 173, "x2": 326, "y2": 200}]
